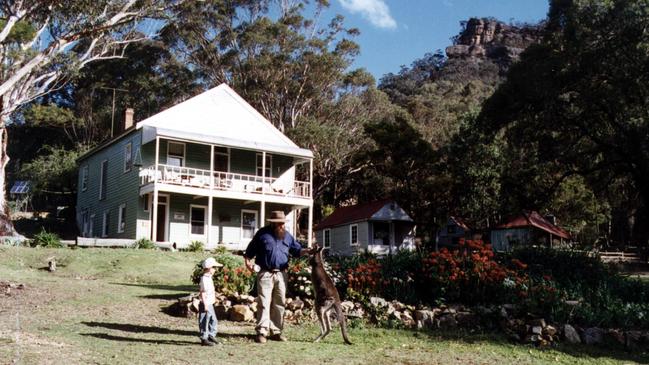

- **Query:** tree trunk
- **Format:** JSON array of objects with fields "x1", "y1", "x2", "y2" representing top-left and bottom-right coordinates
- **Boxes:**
[{"x1": 0, "y1": 106, "x2": 17, "y2": 236}]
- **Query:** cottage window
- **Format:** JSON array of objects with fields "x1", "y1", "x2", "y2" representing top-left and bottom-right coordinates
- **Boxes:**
[
  {"x1": 255, "y1": 153, "x2": 272, "y2": 177},
  {"x1": 102, "y1": 211, "x2": 110, "y2": 237},
  {"x1": 143, "y1": 194, "x2": 150, "y2": 212},
  {"x1": 99, "y1": 160, "x2": 108, "y2": 200},
  {"x1": 124, "y1": 142, "x2": 132, "y2": 172},
  {"x1": 350, "y1": 224, "x2": 359, "y2": 246},
  {"x1": 81, "y1": 165, "x2": 89, "y2": 191},
  {"x1": 118, "y1": 204, "x2": 126, "y2": 233},
  {"x1": 167, "y1": 141, "x2": 185, "y2": 167},
  {"x1": 241, "y1": 210, "x2": 258, "y2": 240},
  {"x1": 214, "y1": 146, "x2": 229, "y2": 172},
  {"x1": 323, "y1": 229, "x2": 331, "y2": 248},
  {"x1": 81, "y1": 209, "x2": 89, "y2": 237}
]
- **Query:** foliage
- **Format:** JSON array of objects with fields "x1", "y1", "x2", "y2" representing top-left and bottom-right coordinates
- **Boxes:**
[
  {"x1": 133, "y1": 238, "x2": 156, "y2": 250},
  {"x1": 191, "y1": 252, "x2": 253, "y2": 296},
  {"x1": 31, "y1": 229, "x2": 63, "y2": 248},
  {"x1": 19, "y1": 145, "x2": 85, "y2": 195},
  {"x1": 186, "y1": 241, "x2": 204, "y2": 252}
]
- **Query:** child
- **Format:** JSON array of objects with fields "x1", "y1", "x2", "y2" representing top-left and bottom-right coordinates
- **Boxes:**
[{"x1": 198, "y1": 257, "x2": 223, "y2": 346}]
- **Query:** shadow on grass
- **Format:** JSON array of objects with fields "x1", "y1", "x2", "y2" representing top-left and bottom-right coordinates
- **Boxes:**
[
  {"x1": 82, "y1": 332, "x2": 197, "y2": 346},
  {"x1": 112, "y1": 282, "x2": 195, "y2": 292},
  {"x1": 417, "y1": 328, "x2": 649, "y2": 364},
  {"x1": 82, "y1": 321, "x2": 195, "y2": 336},
  {"x1": 140, "y1": 293, "x2": 189, "y2": 300}
]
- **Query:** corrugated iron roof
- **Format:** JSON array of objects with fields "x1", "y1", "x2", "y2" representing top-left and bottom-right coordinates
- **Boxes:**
[
  {"x1": 316, "y1": 199, "x2": 393, "y2": 230},
  {"x1": 495, "y1": 210, "x2": 570, "y2": 239},
  {"x1": 450, "y1": 216, "x2": 470, "y2": 230}
]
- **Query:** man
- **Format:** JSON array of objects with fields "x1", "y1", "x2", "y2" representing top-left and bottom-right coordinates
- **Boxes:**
[{"x1": 244, "y1": 210, "x2": 312, "y2": 343}]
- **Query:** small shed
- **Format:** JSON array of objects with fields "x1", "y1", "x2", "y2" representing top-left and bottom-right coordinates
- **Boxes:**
[
  {"x1": 437, "y1": 216, "x2": 471, "y2": 247},
  {"x1": 315, "y1": 200, "x2": 416, "y2": 256},
  {"x1": 490, "y1": 210, "x2": 571, "y2": 252}
]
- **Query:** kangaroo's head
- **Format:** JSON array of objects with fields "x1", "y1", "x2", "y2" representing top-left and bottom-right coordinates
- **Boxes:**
[{"x1": 309, "y1": 244, "x2": 325, "y2": 267}]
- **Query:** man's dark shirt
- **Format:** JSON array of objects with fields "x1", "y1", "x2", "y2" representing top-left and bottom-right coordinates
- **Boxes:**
[{"x1": 244, "y1": 225, "x2": 302, "y2": 271}]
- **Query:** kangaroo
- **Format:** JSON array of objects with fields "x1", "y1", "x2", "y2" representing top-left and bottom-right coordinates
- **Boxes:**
[{"x1": 309, "y1": 244, "x2": 352, "y2": 345}]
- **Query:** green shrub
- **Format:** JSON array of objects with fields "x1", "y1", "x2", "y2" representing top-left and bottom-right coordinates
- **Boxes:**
[
  {"x1": 187, "y1": 241, "x2": 204, "y2": 252},
  {"x1": 32, "y1": 229, "x2": 62, "y2": 248},
  {"x1": 191, "y1": 251, "x2": 253, "y2": 295},
  {"x1": 133, "y1": 238, "x2": 155, "y2": 250}
]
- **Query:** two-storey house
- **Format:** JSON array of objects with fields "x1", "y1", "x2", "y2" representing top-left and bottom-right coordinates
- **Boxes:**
[{"x1": 76, "y1": 84, "x2": 314, "y2": 249}]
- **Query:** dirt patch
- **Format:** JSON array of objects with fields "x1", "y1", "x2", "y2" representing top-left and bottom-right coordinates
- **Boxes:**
[{"x1": 0, "y1": 281, "x2": 27, "y2": 298}]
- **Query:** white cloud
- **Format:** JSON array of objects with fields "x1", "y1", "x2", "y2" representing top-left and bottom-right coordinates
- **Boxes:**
[{"x1": 338, "y1": 0, "x2": 397, "y2": 30}]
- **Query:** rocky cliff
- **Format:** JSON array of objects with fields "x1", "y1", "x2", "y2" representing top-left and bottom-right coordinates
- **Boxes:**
[{"x1": 446, "y1": 18, "x2": 541, "y2": 69}]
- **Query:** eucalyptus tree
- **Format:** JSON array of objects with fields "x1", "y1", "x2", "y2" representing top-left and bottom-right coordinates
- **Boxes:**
[{"x1": 0, "y1": 0, "x2": 182, "y2": 234}]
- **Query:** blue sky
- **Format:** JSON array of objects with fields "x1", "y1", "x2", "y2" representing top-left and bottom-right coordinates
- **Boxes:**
[{"x1": 325, "y1": 0, "x2": 550, "y2": 82}]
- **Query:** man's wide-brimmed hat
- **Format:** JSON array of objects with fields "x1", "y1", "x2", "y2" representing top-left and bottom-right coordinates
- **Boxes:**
[{"x1": 268, "y1": 210, "x2": 287, "y2": 223}]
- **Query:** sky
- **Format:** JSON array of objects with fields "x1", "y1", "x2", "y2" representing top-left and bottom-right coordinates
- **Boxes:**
[{"x1": 324, "y1": 0, "x2": 550, "y2": 82}]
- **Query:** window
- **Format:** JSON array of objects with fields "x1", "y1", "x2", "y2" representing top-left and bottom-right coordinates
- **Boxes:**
[
  {"x1": 89, "y1": 214, "x2": 95, "y2": 237},
  {"x1": 118, "y1": 204, "x2": 126, "y2": 233},
  {"x1": 124, "y1": 142, "x2": 133, "y2": 172},
  {"x1": 190, "y1": 206, "x2": 206, "y2": 235},
  {"x1": 256, "y1": 153, "x2": 272, "y2": 177},
  {"x1": 81, "y1": 165, "x2": 89, "y2": 191},
  {"x1": 323, "y1": 229, "x2": 331, "y2": 248},
  {"x1": 167, "y1": 141, "x2": 185, "y2": 167},
  {"x1": 102, "y1": 211, "x2": 110, "y2": 237},
  {"x1": 447, "y1": 225, "x2": 456, "y2": 234},
  {"x1": 214, "y1": 146, "x2": 229, "y2": 172},
  {"x1": 143, "y1": 194, "x2": 150, "y2": 212},
  {"x1": 81, "y1": 209, "x2": 89, "y2": 237},
  {"x1": 350, "y1": 224, "x2": 359, "y2": 246},
  {"x1": 241, "y1": 210, "x2": 258, "y2": 240},
  {"x1": 99, "y1": 160, "x2": 108, "y2": 200}
]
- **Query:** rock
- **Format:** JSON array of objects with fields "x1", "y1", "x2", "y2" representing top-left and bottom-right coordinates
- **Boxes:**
[
  {"x1": 437, "y1": 315, "x2": 458, "y2": 330},
  {"x1": 239, "y1": 294, "x2": 255, "y2": 304},
  {"x1": 582, "y1": 327, "x2": 604, "y2": 345},
  {"x1": 392, "y1": 301, "x2": 406, "y2": 311},
  {"x1": 386, "y1": 303, "x2": 396, "y2": 316},
  {"x1": 48, "y1": 259, "x2": 56, "y2": 272},
  {"x1": 606, "y1": 329, "x2": 625, "y2": 346},
  {"x1": 499, "y1": 307, "x2": 509, "y2": 318},
  {"x1": 531, "y1": 326, "x2": 543, "y2": 335},
  {"x1": 391, "y1": 311, "x2": 402, "y2": 321},
  {"x1": 626, "y1": 330, "x2": 642, "y2": 350},
  {"x1": 456, "y1": 312, "x2": 480, "y2": 328},
  {"x1": 543, "y1": 325, "x2": 558, "y2": 337},
  {"x1": 370, "y1": 297, "x2": 387, "y2": 307},
  {"x1": 229, "y1": 304, "x2": 254, "y2": 322},
  {"x1": 528, "y1": 319, "x2": 546, "y2": 328},
  {"x1": 304, "y1": 299, "x2": 314, "y2": 309},
  {"x1": 249, "y1": 301, "x2": 258, "y2": 313},
  {"x1": 215, "y1": 304, "x2": 230, "y2": 319},
  {"x1": 340, "y1": 301, "x2": 354, "y2": 312},
  {"x1": 564, "y1": 324, "x2": 581, "y2": 344},
  {"x1": 287, "y1": 298, "x2": 304, "y2": 311}
]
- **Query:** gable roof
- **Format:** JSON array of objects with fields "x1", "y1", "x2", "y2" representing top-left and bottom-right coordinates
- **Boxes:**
[
  {"x1": 136, "y1": 84, "x2": 312, "y2": 158},
  {"x1": 494, "y1": 210, "x2": 570, "y2": 239},
  {"x1": 316, "y1": 199, "x2": 413, "y2": 230}
]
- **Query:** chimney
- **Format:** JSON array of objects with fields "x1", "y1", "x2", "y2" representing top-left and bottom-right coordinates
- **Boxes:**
[{"x1": 124, "y1": 108, "x2": 134, "y2": 130}]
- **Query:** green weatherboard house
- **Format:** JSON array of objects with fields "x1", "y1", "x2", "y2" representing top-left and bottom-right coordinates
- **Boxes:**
[{"x1": 76, "y1": 84, "x2": 314, "y2": 250}]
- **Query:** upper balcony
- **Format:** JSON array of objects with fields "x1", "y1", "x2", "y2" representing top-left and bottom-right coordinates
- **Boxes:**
[{"x1": 139, "y1": 164, "x2": 310, "y2": 200}]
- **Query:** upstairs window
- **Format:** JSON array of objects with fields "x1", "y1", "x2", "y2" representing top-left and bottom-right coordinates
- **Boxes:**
[
  {"x1": 167, "y1": 141, "x2": 185, "y2": 167},
  {"x1": 99, "y1": 160, "x2": 108, "y2": 200},
  {"x1": 214, "y1": 146, "x2": 229, "y2": 172},
  {"x1": 124, "y1": 142, "x2": 133, "y2": 172},
  {"x1": 256, "y1": 153, "x2": 272, "y2": 177},
  {"x1": 81, "y1": 165, "x2": 89, "y2": 191}
]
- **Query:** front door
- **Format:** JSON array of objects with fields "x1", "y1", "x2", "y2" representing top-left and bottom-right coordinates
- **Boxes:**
[{"x1": 153, "y1": 194, "x2": 168, "y2": 242}]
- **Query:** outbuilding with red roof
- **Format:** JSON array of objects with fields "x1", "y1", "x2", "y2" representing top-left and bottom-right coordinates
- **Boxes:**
[
  {"x1": 490, "y1": 210, "x2": 571, "y2": 251},
  {"x1": 315, "y1": 200, "x2": 416, "y2": 256}
]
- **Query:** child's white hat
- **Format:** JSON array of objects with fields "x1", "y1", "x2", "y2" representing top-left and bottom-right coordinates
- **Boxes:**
[{"x1": 202, "y1": 257, "x2": 223, "y2": 269}]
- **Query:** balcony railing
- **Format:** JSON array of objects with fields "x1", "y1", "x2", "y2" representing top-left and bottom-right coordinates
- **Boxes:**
[{"x1": 139, "y1": 164, "x2": 310, "y2": 199}]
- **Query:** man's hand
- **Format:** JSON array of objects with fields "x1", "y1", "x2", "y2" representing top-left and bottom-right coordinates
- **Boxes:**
[{"x1": 244, "y1": 257, "x2": 255, "y2": 272}]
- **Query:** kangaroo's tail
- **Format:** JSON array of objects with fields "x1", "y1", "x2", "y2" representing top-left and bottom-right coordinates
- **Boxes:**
[{"x1": 335, "y1": 302, "x2": 353, "y2": 345}]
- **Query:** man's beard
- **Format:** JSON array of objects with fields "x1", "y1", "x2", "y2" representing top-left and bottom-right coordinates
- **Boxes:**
[{"x1": 274, "y1": 226, "x2": 286, "y2": 239}]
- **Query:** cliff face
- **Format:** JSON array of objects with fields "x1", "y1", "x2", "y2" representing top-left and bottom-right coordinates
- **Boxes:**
[{"x1": 446, "y1": 18, "x2": 541, "y2": 69}]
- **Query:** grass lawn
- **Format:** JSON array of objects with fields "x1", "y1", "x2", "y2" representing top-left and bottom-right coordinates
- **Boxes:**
[{"x1": 1, "y1": 246, "x2": 648, "y2": 365}]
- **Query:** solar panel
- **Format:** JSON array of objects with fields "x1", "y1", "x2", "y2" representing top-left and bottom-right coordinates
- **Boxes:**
[{"x1": 10, "y1": 181, "x2": 30, "y2": 194}]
